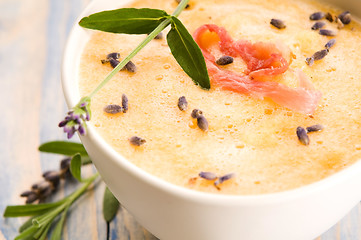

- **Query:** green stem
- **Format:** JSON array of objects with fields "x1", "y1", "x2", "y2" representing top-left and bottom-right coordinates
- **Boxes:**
[
  {"x1": 35, "y1": 173, "x2": 99, "y2": 227},
  {"x1": 88, "y1": 0, "x2": 190, "y2": 98},
  {"x1": 67, "y1": 172, "x2": 99, "y2": 203},
  {"x1": 172, "y1": 0, "x2": 190, "y2": 18},
  {"x1": 13, "y1": 173, "x2": 99, "y2": 240}
]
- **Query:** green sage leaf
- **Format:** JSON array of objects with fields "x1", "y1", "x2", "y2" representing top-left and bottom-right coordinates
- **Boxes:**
[
  {"x1": 103, "y1": 187, "x2": 120, "y2": 222},
  {"x1": 70, "y1": 153, "x2": 82, "y2": 182},
  {"x1": 4, "y1": 201, "x2": 64, "y2": 217},
  {"x1": 79, "y1": 8, "x2": 170, "y2": 34},
  {"x1": 167, "y1": 16, "x2": 210, "y2": 89},
  {"x1": 38, "y1": 141, "x2": 88, "y2": 157}
]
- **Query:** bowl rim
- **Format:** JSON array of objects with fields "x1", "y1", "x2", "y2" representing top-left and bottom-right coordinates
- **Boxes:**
[{"x1": 61, "y1": 0, "x2": 361, "y2": 205}]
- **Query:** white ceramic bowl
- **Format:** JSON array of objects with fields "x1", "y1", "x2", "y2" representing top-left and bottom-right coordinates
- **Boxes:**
[{"x1": 62, "y1": 1, "x2": 361, "y2": 239}]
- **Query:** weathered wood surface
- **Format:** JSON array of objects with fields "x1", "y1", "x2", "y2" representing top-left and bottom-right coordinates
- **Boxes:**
[{"x1": 0, "y1": 0, "x2": 360, "y2": 239}]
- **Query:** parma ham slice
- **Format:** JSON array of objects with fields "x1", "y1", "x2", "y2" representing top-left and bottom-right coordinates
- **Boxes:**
[{"x1": 193, "y1": 24, "x2": 322, "y2": 114}]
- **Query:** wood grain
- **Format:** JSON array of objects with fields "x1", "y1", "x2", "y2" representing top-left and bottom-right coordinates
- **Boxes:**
[{"x1": 0, "y1": 0, "x2": 360, "y2": 239}]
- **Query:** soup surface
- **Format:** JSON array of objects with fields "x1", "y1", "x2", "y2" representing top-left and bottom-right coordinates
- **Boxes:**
[{"x1": 79, "y1": 0, "x2": 361, "y2": 195}]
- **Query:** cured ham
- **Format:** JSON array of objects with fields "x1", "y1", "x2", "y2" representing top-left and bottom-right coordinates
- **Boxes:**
[{"x1": 193, "y1": 24, "x2": 322, "y2": 114}]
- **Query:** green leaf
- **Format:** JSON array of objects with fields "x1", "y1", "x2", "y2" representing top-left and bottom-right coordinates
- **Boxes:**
[
  {"x1": 19, "y1": 216, "x2": 37, "y2": 232},
  {"x1": 103, "y1": 187, "x2": 120, "y2": 222},
  {"x1": 14, "y1": 225, "x2": 38, "y2": 240},
  {"x1": 50, "y1": 205, "x2": 70, "y2": 240},
  {"x1": 38, "y1": 141, "x2": 88, "y2": 157},
  {"x1": 70, "y1": 153, "x2": 82, "y2": 182},
  {"x1": 33, "y1": 223, "x2": 50, "y2": 239},
  {"x1": 79, "y1": 8, "x2": 170, "y2": 34},
  {"x1": 38, "y1": 223, "x2": 52, "y2": 240},
  {"x1": 4, "y1": 201, "x2": 64, "y2": 217},
  {"x1": 6, "y1": 173, "x2": 99, "y2": 240},
  {"x1": 167, "y1": 16, "x2": 210, "y2": 89}
]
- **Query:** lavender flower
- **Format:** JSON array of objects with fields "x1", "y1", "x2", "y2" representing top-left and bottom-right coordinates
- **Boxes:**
[
  {"x1": 214, "y1": 173, "x2": 235, "y2": 187},
  {"x1": 20, "y1": 157, "x2": 73, "y2": 204},
  {"x1": 198, "y1": 171, "x2": 236, "y2": 190},
  {"x1": 199, "y1": 171, "x2": 217, "y2": 180},
  {"x1": 59, "y1": 97, "x2": 91, "y2": 139}
]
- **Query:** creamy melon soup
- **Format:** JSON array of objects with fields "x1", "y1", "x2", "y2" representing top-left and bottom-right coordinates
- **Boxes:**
[{"x1": 78, "y1": 0, "x2": 361, "y2": 195}]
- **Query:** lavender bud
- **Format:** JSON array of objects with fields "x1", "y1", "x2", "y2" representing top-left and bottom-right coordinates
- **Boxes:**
[
  {"x1": 102, "y1": 52, "x2": 120, "y2": 64},
  {"x1": 191, "y1": 109, "x2": 203, "y2": 118},
  {"x1": 85, "y1": 112, "x2": 90, "y2": 121},
  {"x1": 109, "y1": 58, "x2": 120, "y2": 68},
  {"x1": 325, "y1": 12, "x2": 334, "y2": 22},
  {"x1": 25, "y1": 192, "x2": 39, "y2": 204},
  {"x1": 36, "y1": 181, "x2": 52, "y2": 193},
  {"x1": 107, "y1": 52, "x2": 120, "y2": 60},
  {"x1": 122, "y1": 94, "x2": 129, "y2": 113},
  {"x1": 296, "y1": 126, "x2": 310, "y2": 145},
  {"x1": 31, "y1": 183, "x2": 39, "y2": 190},
  {"x1": 319, "y1": 29, "x2": 337, "y2": 36},
  {"x1": 197, "y1": 115, "x2": 209, "y2": 131},
  {"x1": 20, "y1": 190, "x2": 34, "y2": 197},
  {"x1": 199, "y1": 171, "x2": 217, "y2": 180},
  {"x1": 51, "y1": 178, "x2": 60, "y2": 189},
  {"x1": 43, "y1": 171, "x2": 60, "y2": 183},
  {"x1": 59, "y1": 98, "x2": 90, "y2": 139},
  {"x1": 129, "y1": 136, "x2": 146, "y2": 146},
  {"x1": 78, "y1": 125, "x2": 85, "y2": 135},
  {"x1": 311, "y1": 21, "x2": 326, "y2": 30},
  {"x1": 177, "y1": 96, "x2": 188, "y2": 111},
  {"x1": 124, "y1": 61, "x2": 136, "y2": 73},
  {"x1": 312, "y1": 49, "x2": 329, "y2": 61},
  {"x1": 67, "y1": 127, "x2": 76, "y2": 139},
  {"x1": 58, "y1": 120, "x2": 68, "y2": 127},
  {"x1": 74, "y1": 118, "x2": 82, "y2": 125},
  {"x1": 338, "y1": 11, "x2": 351, "y2": 25},
  {"x1": 270, "y1": 19, "x2": 286, "y2": 29},
  {"x1": 306, "y1": 124, "x2": 324, "y2": 133},
  {"x1": 214, "y1": 173, "x2": 235, "y2": 186},
  {"x1": 40, "y1": 187, "x2": 53, "y2": 198},
  {"x1": 325, "y1": 39, "x2": 336, "y2": 49},
  {"x1": 42, "y1": 171, "x2": 52, "y2": 178},
  {"x1": 60, "y1": 157, "x2": 71, "y2": 178},
  {"x1": 216, "y1": 56, "x2": 234, "y2": 65},
  {"x1": 63, "y1": 125, "x2": 70, "y2": 134},
  {"x1": 60, "y1": 158, "x2": 71, "y2": 171},
  {"x1": 310, "y1": 12, "x2": 325, "y2": 20},
  {"x1": 104, "y1": 104, "x2": 123, "y2": 114}
]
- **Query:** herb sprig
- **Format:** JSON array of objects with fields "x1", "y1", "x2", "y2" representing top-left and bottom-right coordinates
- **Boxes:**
[
  {"x1": 3, "y1": 141, "x2": 120, "y2": 240},
  {"x1": 59, "y1": 0, "x2": 210, "y2": 138},
  {"x1": 4, "y1": 173, "x2": 99, "y2": 240}
]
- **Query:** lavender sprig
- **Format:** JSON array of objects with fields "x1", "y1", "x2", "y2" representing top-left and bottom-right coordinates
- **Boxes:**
[
  {"x1": 20, "y1": 158, "x2": 71, "y2": 204},
  {"x1": 59, "y1": 0, "x2": 210, "y2": 139},
  {"x1": 59, "y1": 97, "x2": 91, "y2": 138}
]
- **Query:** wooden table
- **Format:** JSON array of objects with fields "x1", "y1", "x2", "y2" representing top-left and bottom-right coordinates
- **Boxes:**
[{"x1": 0, "y1": 0, "x2": 360, "y2": 239}]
